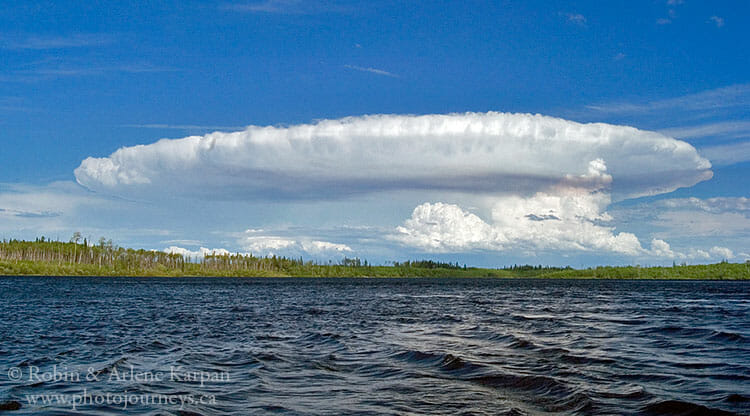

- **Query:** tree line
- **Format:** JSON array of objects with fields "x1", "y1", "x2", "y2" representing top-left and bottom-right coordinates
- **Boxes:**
[
  {"x1": 0, "y1": 236, "x2": 450, "y2": 277},
  {"x1": 1, "y1": 236, "x2": 747, "y2": 279}
]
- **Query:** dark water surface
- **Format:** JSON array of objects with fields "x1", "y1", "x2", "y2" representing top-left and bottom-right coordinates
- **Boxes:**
[{"x1": 0, "y1": 277, "x2": 748, "y2": 415}]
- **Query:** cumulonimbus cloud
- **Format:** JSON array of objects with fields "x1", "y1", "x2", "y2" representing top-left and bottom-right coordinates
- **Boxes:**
[
  {"x1": 74, "y1": 112, "x2": 712, "y2": 201},
  {"x1": 393, "y1": 160, "x2": 732, "y2": 258},
  {"x1": 394, "y1": 160, "x2": 665, "y2": 256}
]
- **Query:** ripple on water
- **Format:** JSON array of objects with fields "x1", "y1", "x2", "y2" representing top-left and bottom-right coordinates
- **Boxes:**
[{"x1": 0, "y1": 277, "x2": 747, "y2": 415}]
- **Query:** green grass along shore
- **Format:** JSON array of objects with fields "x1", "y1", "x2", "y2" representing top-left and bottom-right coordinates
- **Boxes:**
[
  {"x1": 1, "y1": 238, "x2": 748, "y2": 279},
  {"x1": 1, "y1": 259, "x2": 749, "y2": 279}
]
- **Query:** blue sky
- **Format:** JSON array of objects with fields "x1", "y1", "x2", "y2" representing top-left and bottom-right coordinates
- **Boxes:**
[{"x1": 1, "y1": 0, "x2": 748, "y2": 267}]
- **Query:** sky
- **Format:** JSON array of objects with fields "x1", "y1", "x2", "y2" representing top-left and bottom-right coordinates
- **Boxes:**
[{"x1": 1, "y1": 0, "x2": 749, "y2": 267}]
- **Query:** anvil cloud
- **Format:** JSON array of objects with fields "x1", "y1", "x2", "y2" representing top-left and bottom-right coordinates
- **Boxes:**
[
  {"x1": 73, "y1": 112, "x2": 714, "y2": 257},
  {"x1": 75, "y1": 112, "x2": 712, "y2": 201}
]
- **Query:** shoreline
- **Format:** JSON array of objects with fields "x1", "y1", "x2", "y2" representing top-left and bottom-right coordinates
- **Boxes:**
[
  {"x1": 2, "y1": 240, "x2": 748, "y2": 280},
  {"x1": 2, "y1": 260, "x2": 749, "y2": 280},
  {"x1": 1, "y1": 274, "x2": 749, "y2": 280}
]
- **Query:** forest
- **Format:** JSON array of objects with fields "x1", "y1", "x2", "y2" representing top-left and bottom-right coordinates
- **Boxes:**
[{"x1": 0, "y1": 237, "x2": 748, "y2": 279}]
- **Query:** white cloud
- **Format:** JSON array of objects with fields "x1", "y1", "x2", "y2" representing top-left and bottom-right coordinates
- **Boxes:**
[
  {"x1": 395, "y1": 197, "x2": 655, "y2": 256},
  {"x1": 653, "y1": 209, "x2": 750, "y2": 238},
  {"x1": 659, "y1": 197, "x2": 750, "y2": 213},
  {"x1": 0, "y1": 182, "x2": 84, "y2": 214},
  {"x1": 657, "y1": 245, "x2": 736, "y2": 262},
  {"x1": 2, "y1": 64, "x2": 177, "y2": 83},
  {"x1": 344, "y1": 64, "x2": 398, "y2": 78},
  {"x1": 6, "y1": 111, "x2": 742, "y2": 265},
  {"x1": 241, "y1": 233, "x2": 352, "y2": 257},
  {"x1": 699, "y1": 141, "x2": 750, "y2": 166},
  {"x1": 395, "y1": 202, "x2": 498, "y2": 252},
  {"x1": 607, "y1": 197, "x2": 749, "y2": 262},
  {"x1": 688, "y1": 249, "x2": 711, "y2": 260},
  {"x1": 565, "y1": 13, "x2": 587, "y2": 26},
  {"x1": 650, "y1": 238, "x2": 675, "y2": 258},
  {"x1": 1, "y1": 33, "x2": 114, "y2": 50},
  {"x1": 0, "y1": 182, "x2": 103, "y2": 233},
  {"x1": 393, "y1": 160, "x2": 744, "y2": 261},
  {"x1": 223, "y1": 0, "x2": 305, "y2": 13},
  {"x1": 0, "y1": 180, "x2": 358, "y2": 261},
  {"x1": 301, "y1": 240, "x2": 353, "y2": 255},
  {"x1": 74, "y1": 112, "x2": 711, "y2": 202},
  {"x1": 26, "y1": 64, "x2": 175, "y2": 77},
  {"x1": 710, "y1": 246, "x2": 733, "y2": 259},
  {"x1": 586, "y1": 84, "x2": 750, "y2": 114},
  {"x1": 659, "y1": 121, "x2": 750, "y2": 140},
  {"x1": 223, "y1": 0, "x2": 347, "y2": 14},
  {"x1": 165, "y1": 238, "x2": 351, "y2": 260},
  {"x1": 395, "y1": 160, "x2": 666, "y2": 257},
  {"x1": 164, "y1": 246, "x2": 232, "y2": 259},
  {"x1": 242, "y1": 236, "x2": 297, "y2": 254},
  {"x1": 709, "y1": 16, "x2": 725, "y2": 28},
  {"x1": 0, "y1": 181, "x2": 182, "y2": 246}
]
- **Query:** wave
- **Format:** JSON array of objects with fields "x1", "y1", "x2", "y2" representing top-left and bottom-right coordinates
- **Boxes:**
[
  {"x1": 392, "y1": 349, "x2": 593, "y2": 413},
  {"x1": 642, "y1": 399, "x2": 740, "y2": 415},
  {"x1": 644, "y1": 326, "x2": 747, "y2": 343}
]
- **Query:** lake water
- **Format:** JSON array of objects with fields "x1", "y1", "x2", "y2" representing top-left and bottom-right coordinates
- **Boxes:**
[{"x1": 0, "y1": 277, "x2": 748, "y2": 415}]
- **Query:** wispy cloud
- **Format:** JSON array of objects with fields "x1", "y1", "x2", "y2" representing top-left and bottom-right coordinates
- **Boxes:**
[
  {"x1": 659, "y1": 121, "x2": 750, "y2": 140},
  {"x1": 1, "y1": 33, "x2": 115, "y2": 50},
  {"x1": 1, "y1": 64, "x2": 177, "y2": 82},
  {"x1": 30, "y1": 64, "x2": 175, "y2": 76},
  {"x1": 653, "y1": 209, "x2": 750, "y2": 239},
  {"x1": 224, "y1": 0, "x2": 304, "y2": 13},
  {"x1": 223, "y1": 0, "x2": 348, "y2": 14},
  {"x1": 0, "y1": 97, "x2": 33, "y2": 112},
  {"x1": 709, "y1": 16, "x2": 725, "y2": 28},
  {"x1": 657, "y1": 0, "x2": 682, "y2": 24},
  {"x1": 699, "y1": 141, "x2": 750, "y2": 166},
  {"x1": 586, "y1": 84, "x2": 750, "y2": 115},
  {"x1": 608, "y1": 196, "x2": 748, "y2": 262},
  {"x1": 344, "y1": 64, "x2": 398, "y2": 78},
  {"x1": 0, "y1": 207, "x2": 61, "y2": 218},
  {"x1": 659, "y1": 197, "x2": 750, "y2": 214}
]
